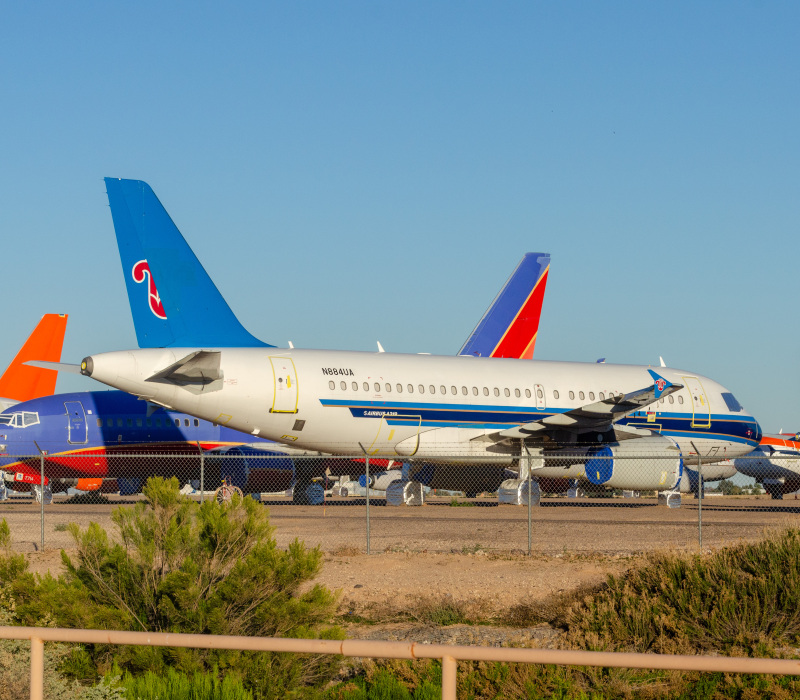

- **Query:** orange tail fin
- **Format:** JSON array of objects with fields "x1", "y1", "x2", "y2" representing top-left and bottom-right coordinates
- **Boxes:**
[{"x1": 0, "y1": 314, "x2": 68, "y2": 402}]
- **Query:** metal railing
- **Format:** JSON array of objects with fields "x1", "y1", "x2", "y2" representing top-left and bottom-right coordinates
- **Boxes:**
[{"x1": 3, "y1": 625, "x2": 800, "y2": 700}]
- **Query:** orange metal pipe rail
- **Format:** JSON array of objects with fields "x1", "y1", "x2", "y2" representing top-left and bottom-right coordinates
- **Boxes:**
[{"x1": 3, "y1": 626, "x2": 799, "y2": 700}]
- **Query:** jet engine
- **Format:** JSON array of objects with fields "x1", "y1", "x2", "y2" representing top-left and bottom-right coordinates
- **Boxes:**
[{"x1": 583, "y1": 435, "x2": 683, "y2": 491}]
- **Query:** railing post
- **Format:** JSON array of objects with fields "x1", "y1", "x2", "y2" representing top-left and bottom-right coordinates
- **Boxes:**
[
  {"x1": 365, "y1": 456, "x2": 370, "y2": 555},
  {"x1": 441, "y1": 655, "x2": 457, "y2": 699},
  {"x1": 30, "y1": 637, "x2": 43, "y2": 700},
  {"x1": 527, "y1": 448, "x2": 532, "y2": 556}
]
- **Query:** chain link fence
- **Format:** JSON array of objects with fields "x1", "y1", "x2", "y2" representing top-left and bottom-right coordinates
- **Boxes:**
[{"x1": 1, "y1": 451, "x2": 798, "y2": 555}]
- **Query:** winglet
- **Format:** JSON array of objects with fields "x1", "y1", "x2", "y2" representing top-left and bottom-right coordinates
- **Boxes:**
[
  {"x1": 647, "y1": 369, "x2": 673, "y2": 399},
  {"x1": 104, "y1": 178, "x2": 272, "y2": 349},
  {"x1": 459, "y1": 253, "x2": 550, "y2": 359},
  {"x1": 0, "y1": 314, "x2": 68, "y2": 403}
]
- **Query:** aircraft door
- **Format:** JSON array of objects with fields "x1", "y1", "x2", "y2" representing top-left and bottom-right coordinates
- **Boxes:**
[
  {"x1": 65, "y1": 401, "x2": 88, "y2": 444},
  {"x1": 534, "y1": 384, "x2": 546, "y2": 410},
  {"x1": 269, "y1": 357, "x2": 299, "y2": 414},
  {"x1": 681, "y1": 376, "x2": 711, "y2": 428}
]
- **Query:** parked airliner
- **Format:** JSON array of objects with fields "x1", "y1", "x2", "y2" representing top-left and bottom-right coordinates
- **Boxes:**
[{"x1": 75, "y1": 179, "x2": 761, "y2": 496}]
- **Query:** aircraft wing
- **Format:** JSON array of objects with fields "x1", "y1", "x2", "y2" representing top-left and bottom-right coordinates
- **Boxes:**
[{"x1": 498, "y1": 370, "x2": 682, "y2": 440}]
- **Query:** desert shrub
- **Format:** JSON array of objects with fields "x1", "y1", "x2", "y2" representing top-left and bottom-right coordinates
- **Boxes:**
[
  {"x1": 9, "y1": 477, "x2": 343, "y2": 699},
  {"x1": 119, "y1": 665, "x2": 252, "y2": 700},
  {"x1": 567, "y1": 527, "x2": 800, "y2": 656}
]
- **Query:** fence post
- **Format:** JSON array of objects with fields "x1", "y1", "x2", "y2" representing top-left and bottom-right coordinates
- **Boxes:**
[
  {"x1": 40, "y1": 452, "x2": 45, "y2": 551},
  {"x1": 527, "y1": 448, "x2": 532, "y2": 556},
  {"x1": 441, "y1": 655, "x2": 457, "y2": 699},
  {"x1": 30, "y1": 636, "x2": 43, "y2": 700},
  {"x1": 698, "y1": 454, "x2": 703, "y2": 551},
  {"x1": 197, "y1": 442, "x2": 204, "y2": 504},
  {"x1": 365, "y1": 456, "x2": 370, "y2": 555}
]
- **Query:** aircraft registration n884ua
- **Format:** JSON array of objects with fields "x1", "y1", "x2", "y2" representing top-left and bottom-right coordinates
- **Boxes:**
[{"x1": 77, "y1": 178, "x2": 761, "y2": 495}]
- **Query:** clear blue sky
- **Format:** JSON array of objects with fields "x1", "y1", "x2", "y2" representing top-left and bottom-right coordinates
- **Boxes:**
[{"x1": 1, "y1": 2, "x2": 797, "y2": 432}]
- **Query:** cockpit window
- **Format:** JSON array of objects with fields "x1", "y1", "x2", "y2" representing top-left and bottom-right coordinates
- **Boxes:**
[
  {"x1": 720, "y1": 392, "x2": 743, "y2": 412},
  {"x1": 21, "y1": 412, "x2": 39, "y2": 426},
  {"x1": 0, "y1": 411, "x2": 40, "y2": 428}
]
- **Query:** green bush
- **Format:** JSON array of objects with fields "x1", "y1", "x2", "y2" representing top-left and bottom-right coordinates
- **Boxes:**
[
  {"x1": 119, "y1": 665, "x2": 252, "y2": 700},
  {"x1": 4, "y1": 477, "x2": 344, "y2": 699}
]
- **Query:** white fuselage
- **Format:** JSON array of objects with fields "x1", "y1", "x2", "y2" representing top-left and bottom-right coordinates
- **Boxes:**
[{"x1": 81, "y1": 348, "x2": 761, "y2": 464}]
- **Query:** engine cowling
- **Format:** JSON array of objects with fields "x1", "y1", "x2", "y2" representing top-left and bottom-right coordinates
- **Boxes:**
[{"x1": 584, "y1": 436, "x2": 683, "y2": 491}]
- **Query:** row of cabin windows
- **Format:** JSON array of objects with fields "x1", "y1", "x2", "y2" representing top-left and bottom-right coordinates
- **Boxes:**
[
  {"x1": 327, "y1": 382, "x2": 685, "y2": 406},
  {"x1": 328, "y1": 381, "x2": 540, "y2": 399},
  {"x1": 96, "y1": 417, "x2": 200, "y2": 428}
]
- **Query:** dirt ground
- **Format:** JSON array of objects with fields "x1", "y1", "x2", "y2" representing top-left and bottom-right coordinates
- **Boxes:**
[{"x1": 6, "y1": 492, "x2": 799, "y2": 622}]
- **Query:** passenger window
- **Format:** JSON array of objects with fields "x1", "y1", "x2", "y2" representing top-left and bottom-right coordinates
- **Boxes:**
[
  {"x1": 363, "y1": 382, "x2": 369, "y2": 391},
  {"x1": 599, "y1": 392, "x2": 605, "y2": 400},
  {"x1": 483, "y1": 387, "x2": 489, "y2": 396},
  {"x1": 494, "y1": 388, "x2": 500, "y2": 397},
  {"x1": 146, "y1": 419, "x2": 152, "y2": 427},
  {"x1": 472, "y1": 387, "x2": 478, "y2": 396},
  {"x1": 588, "y1": 392, "x2": 594, "y2": 401},
  {"x1": 97, "y1": 418, "x2": 102, "y2": 427},
  {"x1": 659, "y1": 398, "x2": 664, "y2": 404},
  {"x1": 553, "y1": 390, "x2": 559, "y2": 399},
  {"x1": 668, "y1": 396, "x2": 674, "y2": 404},
  {"x1": 126, "y1": 418, "x2": 133, "y2": 427},
  {"x1": 117, "y1": 418, "x2": 123, "y2": 427},
  {"x1": 569, "y1": 391, "x2": 575, "y2": 400},
  {"x1": 504, "y1": 388, "x2": 510, "y2": 397},
  {"x1": 430, "y1": 385, "x2": 435, "y2": 394},
  {"x1": 194, "y1": 419, "x2": 199, "y2": 427},
  {"x1": 341, "y1": 381, "x2": 347, "y2": 391},
  {"x1": 515, "y1": 388, "x2": 521, "y2": 398},
  {"x1": 352, "y1": 382, "x2": 358, "y2": 391},
  {"x1": 397, "y1": 384, "x2": 403, "y2": 393},
  {"x1": 375, "y1": 383, "x2": 381, "y2": 392},
  {"x1": 678, "y1": 396, "x2": 684, "y2": 404},
  {"x1": 462, "y1": 386, "x2": 468, "y2": 395},
  {"x1": 155, "y1": 419, "x2": 161, "y2": 427},
  {"x1": 137, "y1": 419, "x2": 143, "y2": 427},
  {"x1": 525, "y1": 389, "x2": 531, "y2": 398},
  {"x1": 419, "y1": 385, "x2": 425, "y2": 394},
  {"x1": 451, "y1": 386, "x2": 457, "y2": 395},
  {"x1": 329, "y1": 381, "x2": 335, "y2": 390},
  {"x1": 537, "y1": 389, "x2": 544, "y2": 399},
  {"x1": 107, "y1": 418, "x2": 113, "y2": 427},
  {"x1": 408, "y1": 384, "x2": 414, "y2": 393},
  {"x1": 385, "y1": 383, "x2": 391, "y2": 392},
  {"x1": 579, "y1": 391, "x2": 585, "y2": 400},
  {"x1": 184, "y1": 419, "x2": 190, "y2": 427}
]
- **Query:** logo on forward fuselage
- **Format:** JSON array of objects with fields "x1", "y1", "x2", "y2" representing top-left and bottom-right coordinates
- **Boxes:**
[{"x1": 132, "y1": 260, "x2": 167, "y2": 319}]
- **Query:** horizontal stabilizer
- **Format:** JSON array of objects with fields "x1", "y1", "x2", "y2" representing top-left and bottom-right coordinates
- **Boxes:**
[
  {"x1": 147, "y1": 351, "x2": 223, "y2": 385},
  {"x1": 24, "y1": 360, "x2": 82, "y2": 375}
]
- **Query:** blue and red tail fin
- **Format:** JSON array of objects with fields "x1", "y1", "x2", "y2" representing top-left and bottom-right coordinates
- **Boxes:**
[
  {"x1": 104, "y1": 178, "x2": 271, "y2": 348},
  {"x1": 459, "y1": 253, "x2": 550, "y2": 359},
  {"x1": 0, "y1": 314, "x2": 67, "y2": 404}
]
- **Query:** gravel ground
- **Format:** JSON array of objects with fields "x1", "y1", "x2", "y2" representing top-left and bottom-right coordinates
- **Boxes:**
[{"x1": 5, "y1": 492, "x2": 799, "y2": 624}]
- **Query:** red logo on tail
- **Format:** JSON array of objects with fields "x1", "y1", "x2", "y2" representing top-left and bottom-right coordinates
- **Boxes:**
[
  {"x1": 132, "y1": 260, "x2": 167, "y2": 319},
  {"x1": 655, "y1": 378, "x2": 667, "y2": 392}
]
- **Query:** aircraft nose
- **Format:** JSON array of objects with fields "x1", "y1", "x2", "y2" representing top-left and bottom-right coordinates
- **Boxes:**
[{"x1": 753, "y1": 421, "x2": 763, "y2": 443}]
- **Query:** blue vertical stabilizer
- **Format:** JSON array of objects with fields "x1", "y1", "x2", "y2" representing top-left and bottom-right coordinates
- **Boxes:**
[{"x1": 105, "y1": 178, "x2": 271, "y2": 348}]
